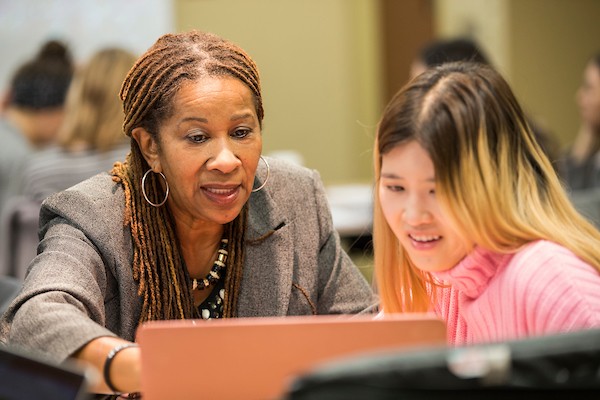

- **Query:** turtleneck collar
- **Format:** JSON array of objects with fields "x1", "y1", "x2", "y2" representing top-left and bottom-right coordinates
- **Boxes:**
[{"x1": 431, "y1": 246, "x2": 513, "y2": 298}]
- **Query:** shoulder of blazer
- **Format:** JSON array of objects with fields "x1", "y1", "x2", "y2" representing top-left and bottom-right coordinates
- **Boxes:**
[
  {"x1": 260, "y1": 157, "x2": 319, "y2": 200},
  {"x1": 39, "y1": 172, "x2": 124, "y2": 236}
]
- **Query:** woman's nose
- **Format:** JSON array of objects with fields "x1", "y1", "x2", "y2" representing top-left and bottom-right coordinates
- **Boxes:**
[
  {"x1": 206, "y1": 140, "x2": 241, "y2": 174},
  {"x1": 402, "y1": 196, "x2": 433, "y2": 226}
]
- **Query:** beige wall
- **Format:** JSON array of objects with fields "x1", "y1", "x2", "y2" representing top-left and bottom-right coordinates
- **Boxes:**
[
  {"x1": 175, "y1": 0, "x2": 600, "y2": 184},
  {"x1": 434, "y1": 0, "x2": 510, "y2": 76},
  {"x1": 434, "y1": 0, "x2": 600, "y2": 150},
  {"x1": 509, "y1": 0, "x2": 600, "y2": 149},
  {"x1": 175, "y1": 0, "x2": 382, "y2": 186}
]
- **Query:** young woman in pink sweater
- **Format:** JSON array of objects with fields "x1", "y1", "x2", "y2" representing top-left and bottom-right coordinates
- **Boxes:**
[{"x1": 374, "y1": 62, "x2": 600, "y2": 346}]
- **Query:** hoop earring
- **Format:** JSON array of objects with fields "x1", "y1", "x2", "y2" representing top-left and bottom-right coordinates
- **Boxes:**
[
  {"x1": 252, "y1": 156, "x2": 270, "y2": 193},
  {"x1": 142, "y1": 169, "x2": 169, "y2": 207}
]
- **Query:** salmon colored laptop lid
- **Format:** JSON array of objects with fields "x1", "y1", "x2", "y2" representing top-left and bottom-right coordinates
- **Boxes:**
[{"x1": 137, "y1": 313, "x2": 446, "y2": 400}]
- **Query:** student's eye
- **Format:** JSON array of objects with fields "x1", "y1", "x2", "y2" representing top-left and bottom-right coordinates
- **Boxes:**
[
  {"x1": 232, "y1": 128, "x2": 251, "y2": 139},
  {"x1": 387, "y1": 185, "x2": 404, "y2": 192},
  {"x1": 429, "y1": 188, "x2": 436, "y2": 195}
]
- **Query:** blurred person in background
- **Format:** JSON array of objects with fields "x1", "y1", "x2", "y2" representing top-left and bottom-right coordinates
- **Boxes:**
[
  {"x1": 0, "y1": 39, "x2": 73, "y2": 216},
  {"x1": 19, "y1": 47, "x2": 137, "y2": 203},
  {"x1": 409, "y1": 37, "x2": 489, "y2": 79},
  {"x1": 410, "y1": 37, "x2": 560, "y2": 167},
  {"x1": 559, "y1": 52, "x2": 600, "y2": 191}
]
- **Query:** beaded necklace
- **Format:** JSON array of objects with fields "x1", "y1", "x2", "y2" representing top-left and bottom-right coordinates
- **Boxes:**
[{"x1": 192, "y1": 238, "x2": 229, "y2": 291}]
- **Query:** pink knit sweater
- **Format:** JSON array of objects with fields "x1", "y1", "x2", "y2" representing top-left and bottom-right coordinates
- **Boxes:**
[{"x1": 431, "y1": 240, "x2": 600, "y2": 346}]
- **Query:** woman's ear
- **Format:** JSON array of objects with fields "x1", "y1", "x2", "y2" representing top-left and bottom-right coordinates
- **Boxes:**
[{"x1": 132, "y1": 127, "x2": 161, "y2": 171}]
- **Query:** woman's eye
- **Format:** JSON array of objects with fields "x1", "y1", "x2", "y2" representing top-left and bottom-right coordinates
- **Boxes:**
[
  {"x1": 188, "y1": 132, "x2": 207, "y2": 143},
  {"x1": 232, "y1": 128, "x2": 251, "y2": 139}
]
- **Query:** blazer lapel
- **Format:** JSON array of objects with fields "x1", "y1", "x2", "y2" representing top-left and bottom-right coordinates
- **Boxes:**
[{"x1": 237, "y1": 187, "x2": 293, "y2": 317}]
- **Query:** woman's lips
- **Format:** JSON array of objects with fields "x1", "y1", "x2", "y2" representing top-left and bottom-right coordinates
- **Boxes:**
[
  {"x1": 202, "y1": 185, "x2": 241, "y2": 205},
  {"x1": 408, "y1": 233, "x2": 441, "y2": 250}
]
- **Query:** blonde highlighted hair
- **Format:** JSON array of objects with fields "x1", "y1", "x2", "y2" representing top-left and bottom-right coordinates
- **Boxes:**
[
  {"x1": 374, "y1": 62, "x2": 600, "y2": 313},
  {"x1": 58, "y1": 47, "x2": 137, "y2": 152}
]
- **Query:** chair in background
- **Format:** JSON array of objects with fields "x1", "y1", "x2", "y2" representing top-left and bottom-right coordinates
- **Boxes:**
[{"x1": 0, "y1": 196, "x2": 41, "y2": 280}]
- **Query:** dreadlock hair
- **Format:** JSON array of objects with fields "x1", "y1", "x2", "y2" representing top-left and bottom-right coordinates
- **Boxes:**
[{"x1": 111, "y1": 30, "x2": 264, "y2": 324}]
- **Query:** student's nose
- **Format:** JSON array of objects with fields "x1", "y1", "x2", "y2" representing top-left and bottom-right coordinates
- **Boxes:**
[{"x1": 402, "y1": 194, "x2": 433, "y2": 226}]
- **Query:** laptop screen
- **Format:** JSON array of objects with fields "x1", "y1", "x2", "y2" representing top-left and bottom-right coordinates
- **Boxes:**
[{"x1": 0, "y1": 345, "x2": 90, "y2": 400}]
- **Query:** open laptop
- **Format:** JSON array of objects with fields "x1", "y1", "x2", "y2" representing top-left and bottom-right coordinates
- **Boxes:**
[
  {"x1": 0, "y1": 344, "x2": 91, "y2": 400},
  {"x1": 137, "y1": 313, "x2": 447, "y2": 400}
]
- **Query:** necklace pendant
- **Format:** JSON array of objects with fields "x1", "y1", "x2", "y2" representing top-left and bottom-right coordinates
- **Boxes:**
[{"x1": 191, "y1": 238, "x2": 229, "y2": 291}]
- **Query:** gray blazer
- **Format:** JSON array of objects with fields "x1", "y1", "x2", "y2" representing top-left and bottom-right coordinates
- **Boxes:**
[{"x1": 0, "y1": 158, "x2": 376, "y2": 362}]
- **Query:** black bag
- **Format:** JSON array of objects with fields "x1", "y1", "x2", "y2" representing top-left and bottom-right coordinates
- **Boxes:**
[{"x1": 285, "y1": 328, "x2": 600, "y2": 400}]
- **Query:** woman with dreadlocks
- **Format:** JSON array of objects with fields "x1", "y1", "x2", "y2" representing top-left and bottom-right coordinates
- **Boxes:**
[{"x1": 0, "y1": 30, "x2": 376, "y2": 396}]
